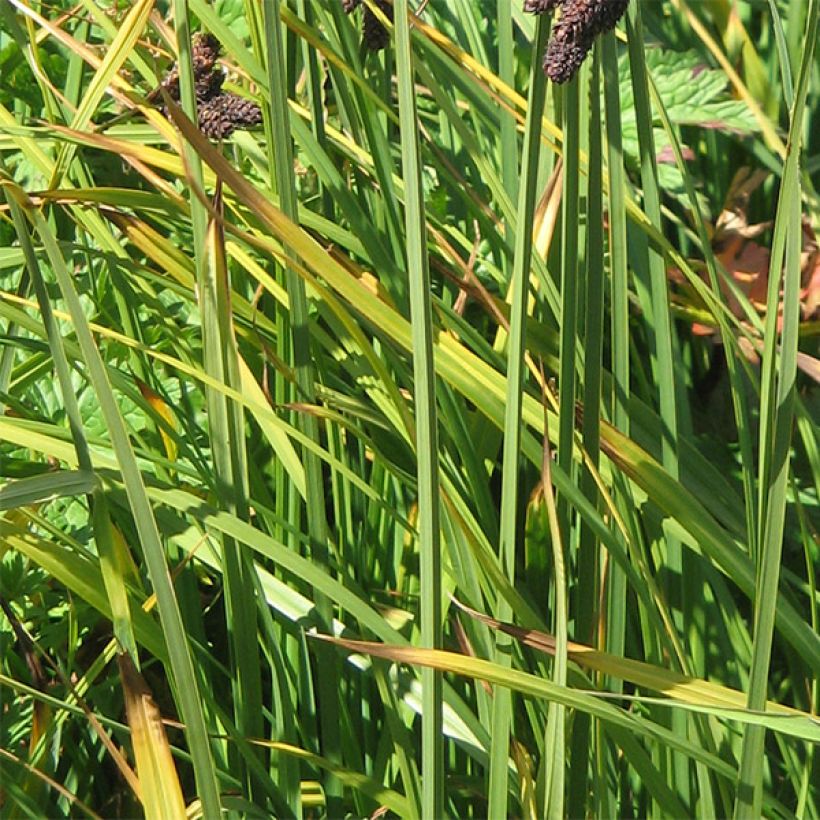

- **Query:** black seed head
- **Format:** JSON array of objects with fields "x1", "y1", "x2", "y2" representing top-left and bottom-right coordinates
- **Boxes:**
[
  {"x1": 156, "y1": 31, "x2": 223, "y2": 104},
  {"x1": 191, "y1": 32, "x2": 221, "y2": 72},
  {"x1": 587, "y1": 0, "x2": 629, "y2": 35},
  {"x1": 523, "y1": 0, "x2": 562, "y2": 13},
  {"x1": 362, "y1": 0, "x2": 392, "y2": 51},
  {"x1": 195, "y1": 69, "x2": 225, "y2": 103},
  {"x1": 198, "y1": 93, "x2": 262, "y2": 140},
  {"x1": 542, "y1": 0, "x2": 629, "y2": 83}
]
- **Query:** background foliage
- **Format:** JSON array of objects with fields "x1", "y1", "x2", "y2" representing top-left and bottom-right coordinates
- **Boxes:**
[{"x1": 0, "y1": 0, "x2": 818, "y2": 817}]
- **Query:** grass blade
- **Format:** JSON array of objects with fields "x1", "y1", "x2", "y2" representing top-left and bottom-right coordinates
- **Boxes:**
[
  {"x1": 488, "y1": 15, "x2": 549, "y2": 820},
  {"x1": 394, "y1": 2, "x2": 443, "y2": 815}
]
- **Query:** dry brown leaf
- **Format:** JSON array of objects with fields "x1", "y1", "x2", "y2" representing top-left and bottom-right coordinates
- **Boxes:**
[{"x1": 680, "y1": 168, "x2": 819, "y2": 342}]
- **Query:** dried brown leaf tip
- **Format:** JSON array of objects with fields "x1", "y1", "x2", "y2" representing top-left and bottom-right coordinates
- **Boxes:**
[
  {"x1": 527, "y1": 0, "x2": 629, "y2": 83},
  {"x1": 342, "y1": 0, "x2": 393, "y2": 52},
  {"x1": 155, "y1": 32, "x2": 262, "y2": 140}
]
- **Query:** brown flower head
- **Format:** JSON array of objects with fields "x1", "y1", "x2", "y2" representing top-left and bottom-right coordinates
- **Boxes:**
[
  {"x1": 197, "y1": 93, "x2": 263, "y2": 139},
  {"x1": 363, "y1": 1, "x2": 393, "y2": 51},
  {"x1": 342, "y1": 0, "x2": 393, "y2": 52},
  {"x1": 154, "y1": 32, "x2": 262, "y2": 141},
  {"x1": 527, "y1": 0, "x2": 629, "y2": 83},
  {"x1": 156, "y1": 32, "x2": 223, "y2": 103},
  {"x1": 523, "y1": 0, "x2": 562, "y2": 12}
]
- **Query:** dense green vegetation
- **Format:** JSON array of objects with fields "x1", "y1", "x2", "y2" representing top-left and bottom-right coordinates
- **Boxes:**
[{"x1": 0, "y1": 0, "x2": 818, "y2": 817}]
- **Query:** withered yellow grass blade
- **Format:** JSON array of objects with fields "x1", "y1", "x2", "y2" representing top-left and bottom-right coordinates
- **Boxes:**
[
  {"x1": 318, "y1": 635, "x2": 820, "y2": 745},
  {"x1": 136, "y1": 378, "x2": 179, "y2": 464},
  {"x1": 450, "y1": 598, "x2": 805, "y2": 717},
  {"x1": 119, "y1": 653, "x2": 187, "y2": 820}
]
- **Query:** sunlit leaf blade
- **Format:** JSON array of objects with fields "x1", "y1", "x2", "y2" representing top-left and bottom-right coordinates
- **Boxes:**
[
  {"x1": 320, "y1": 636, "x2": 820, "y2": 744},
  {"x1": 0, "y1": 1, "x2": 816, "y2": 816},
  {"x1": 118, "y1": 653, "x2": 188, "y2": 820},
  {"x1": 0, "y1": 471, "x2": 97, "y2": 510}
]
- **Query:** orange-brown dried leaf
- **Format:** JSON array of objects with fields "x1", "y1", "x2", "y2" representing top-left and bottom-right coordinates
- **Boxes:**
[
  {"x1": 136, "y1": 378, "x2": 178, "y2": 462},
  {"x1": 685, "y1": 168, "x2": 818, "y2": 335}
]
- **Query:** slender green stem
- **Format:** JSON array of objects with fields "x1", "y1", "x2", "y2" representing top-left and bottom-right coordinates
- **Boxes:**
[
  {"x1": 735, "y1": 3, "x2": 819, "y2": 815},
  {"x1": 394, "y1": 3, "x2": 443, "y2": 817},
  {"x1": 488, "y1": 16, "x2": 549, "y2": 820},
  {"x1": 263, "y1": 0, "x2": 339, "y2": 809},
  {"x1": 626, "y1": 6, "x2": 689, "y2": 804}
]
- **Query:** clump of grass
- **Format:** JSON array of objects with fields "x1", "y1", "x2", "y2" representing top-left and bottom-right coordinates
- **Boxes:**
[{"x1": 0, "y1": 1, "x2": 817, "y2": 817}]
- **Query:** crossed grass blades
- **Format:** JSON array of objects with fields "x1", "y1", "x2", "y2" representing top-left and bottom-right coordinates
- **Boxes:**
[
  {"x1": 525, "y1": 0, "x2": 630, "y2": 82},
  {"x1": 153, "y1": 32, "x2": 262, "y2": 139}
]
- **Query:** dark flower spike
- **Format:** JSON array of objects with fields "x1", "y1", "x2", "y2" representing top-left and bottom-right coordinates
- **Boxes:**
[
  {"x1": 194, "y1": 69, "x2": 225, "y2": 103},
  {"x1": 342, "y1": 0, "x2": 392, "y2": 52},
  {"x1": 588, "y1": 0, "x2": 630, "y2": 36},
  {"x1": 190, "y1": 33, "x2": 222, "y2": 71},
  {"x1": 542, "y1": 0, "x2": 596, "y2": 83},
  {"x1": 153, "y1": 32, "x2": 223, "y2": 104},
  {"x1": 523, "y1": 0, "x2": 562, "y2": 12},
  {"x1": 153, "y1": 32, "x2": 262, "y2": 141},
  {"x1": 527, "y1": 0, "x2": 629, "y2": 83},
  {"x1": 362, "y1": 0, "x2": 393, "y2": 51},
  {"x1": 197, "y1": 93, "x2": 263, "y2": 139}
]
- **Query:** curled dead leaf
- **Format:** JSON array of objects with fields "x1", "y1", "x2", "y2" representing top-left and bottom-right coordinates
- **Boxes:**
[{"x1": 675, "y1": 168, "x2": 819, "y2": 347}]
